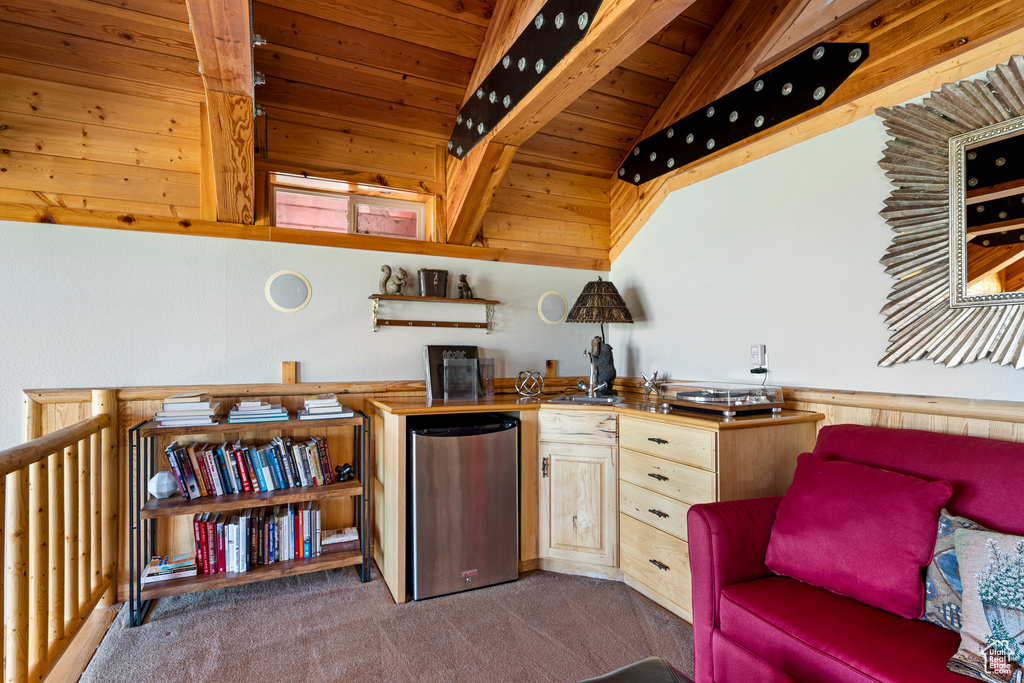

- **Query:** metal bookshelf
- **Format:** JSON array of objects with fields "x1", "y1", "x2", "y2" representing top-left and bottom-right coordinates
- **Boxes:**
[{"x1": 127, "y1": 412, "x2": 370, "y2": 627}]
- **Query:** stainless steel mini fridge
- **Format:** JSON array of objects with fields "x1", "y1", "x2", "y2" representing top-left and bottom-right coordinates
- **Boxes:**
[{"x1": 409, "y1": 414, "x2": 518, "y2": 600}]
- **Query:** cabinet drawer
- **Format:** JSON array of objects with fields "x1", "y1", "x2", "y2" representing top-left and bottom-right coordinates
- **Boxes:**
[
  {"x1": 619, "y1": 480, "x2": 691, "y2": 541},
  {"x1": 619, "y1": 416, "x2": 716, "y2": 471},
  {"x1": 620, "y1": 514, "x2": 691, "y2": 610},
  {"x1": 539, "y1": 410, "x2": 616, "y2": 445},
  {"x1": 620, "y1": 448, "x2": 716, "y2": 505}
]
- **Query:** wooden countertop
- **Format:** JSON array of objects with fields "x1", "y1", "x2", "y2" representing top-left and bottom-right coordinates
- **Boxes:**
[{"x1": 369, "y1": 395, "x2": 823, "y2": 430}]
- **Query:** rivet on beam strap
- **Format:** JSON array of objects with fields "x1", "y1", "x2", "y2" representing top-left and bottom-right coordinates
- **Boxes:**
[{"x1": 617, "y1": 43, "x2": 869, "y2": 186}]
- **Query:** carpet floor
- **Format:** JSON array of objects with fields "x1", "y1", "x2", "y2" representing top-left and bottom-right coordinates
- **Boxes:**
[{"x1": 82, "y1": 567, "x2": 694, "y2": 683}]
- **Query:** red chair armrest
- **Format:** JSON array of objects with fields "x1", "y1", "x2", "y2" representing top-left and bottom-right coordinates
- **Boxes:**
[{"x1": 686, "y1": 497, "x2": 781, "y2": 683}]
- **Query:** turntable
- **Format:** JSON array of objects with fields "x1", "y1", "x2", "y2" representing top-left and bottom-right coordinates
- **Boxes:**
[{"x1": 657, "y1": 381, "x2": 784, "y2": 417}]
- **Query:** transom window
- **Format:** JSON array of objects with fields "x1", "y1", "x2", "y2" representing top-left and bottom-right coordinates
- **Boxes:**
[{"x1": 271, "y1": 173, "x2": 426, "y2": 240}]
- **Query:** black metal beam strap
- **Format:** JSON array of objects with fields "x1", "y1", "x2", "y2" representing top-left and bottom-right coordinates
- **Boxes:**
[
  {"x1": 616, "y1": 42, "x2": 869, "y2": 186},
  {"x1": 447, "y1": 0, "x2": 605, "y2": 160}
]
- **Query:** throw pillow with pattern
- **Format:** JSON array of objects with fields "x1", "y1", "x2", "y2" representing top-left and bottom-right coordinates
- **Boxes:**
[
  {"x1": 947, "y1": 528, "x2": 1024, "y2": 682},
  {"x1": 922, "y1": 509, "x2": 989, "y2": 632}
]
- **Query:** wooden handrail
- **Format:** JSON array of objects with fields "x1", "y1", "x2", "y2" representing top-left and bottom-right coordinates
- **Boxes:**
[{"x1": 0, "y1": 415, "x2": 109, "y2": 479}]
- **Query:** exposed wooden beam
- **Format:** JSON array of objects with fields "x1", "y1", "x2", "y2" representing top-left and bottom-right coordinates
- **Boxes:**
[
  {"x1": 967, "y1": 242, "x2": 1024, "y2": 286},
  {"x1": 611, "y1": 0, "x2": 809, "y2": 250},
  {"x1": 464, "y1": 0, "x2": 547, "y2": 99},
  {"x1": 641, "y1": 0, "x2": 811, "y2": 138},
  {"x1": 0, "y1": 205, "x2": 610, "y2": 271},
  {"x1": 446, "y1": 0, "x2": 699, "y2": 244},
  {"x1": 446, "y1": 142, "x2": 518, "y2": 245},
  {"x1": 753, "y1": 0, "x2": 880, "y2": 72},
  {"x1": 445, "y1": 0, "x2": 544, "y2": 244},
  {"x1": 610, "y1": 0, "x2": 1024, "y2": 261},
  {"x1": 185, "y1": 0, "x2": 253, "y2": 97},
  {"x1": 185, "y1": 0, "x2": 255, "y2": 224}
]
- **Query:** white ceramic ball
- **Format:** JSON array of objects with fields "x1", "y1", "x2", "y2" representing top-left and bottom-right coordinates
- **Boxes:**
[{"x1": 148, "y1": 471, "x2": 178, "y2": 499}]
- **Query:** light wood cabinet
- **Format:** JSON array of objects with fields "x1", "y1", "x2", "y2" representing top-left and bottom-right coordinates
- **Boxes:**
[
  {"x1": 538, "y1": 442, "x2": 617, "y2": 567},
  {"x1": 538, "y1": 411, "x2": 617, "y2": 570},
  {"x1": 617, "y1": 413, "x2": 818, "y2": 621}
]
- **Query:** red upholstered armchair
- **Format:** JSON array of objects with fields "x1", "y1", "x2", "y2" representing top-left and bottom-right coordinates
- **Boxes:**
[{"x1": 686, "y1": 424, "x2": 1024, "y2": 683}]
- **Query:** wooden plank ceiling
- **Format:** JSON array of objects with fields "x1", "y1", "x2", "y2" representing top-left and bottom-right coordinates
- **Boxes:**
[
  {"x1": 248, "y1": 0, "x2": 731, "y2": 267},
  {"x1": 3, "y1": 0, "x2": 1024, "y2": 270}
]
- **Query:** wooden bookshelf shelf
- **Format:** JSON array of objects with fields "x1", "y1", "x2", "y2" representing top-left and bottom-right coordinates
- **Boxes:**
[
  {"x1": 138, "y1": 415, "x2": 363, "y2": 437},
  {"x1": 139, "y1": 549, "x2": 363, "y2": 600},
  {"x1": 141, "y1": 479, "x2": 363, "y2": 519}
]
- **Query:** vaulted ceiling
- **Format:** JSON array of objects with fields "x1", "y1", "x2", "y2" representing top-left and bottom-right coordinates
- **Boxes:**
[{"x1": 2, "y1": 0, "x2": 1024, "y2": 270}]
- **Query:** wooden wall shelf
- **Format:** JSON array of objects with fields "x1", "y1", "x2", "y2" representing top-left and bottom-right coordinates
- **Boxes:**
[{"x1": 368, "y1": 294, "x2": 499, "y2": 332}]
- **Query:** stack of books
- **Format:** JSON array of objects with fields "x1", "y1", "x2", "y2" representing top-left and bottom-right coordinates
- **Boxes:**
[
  {"x1": 155, "y1": 393, "x2": 220, "y2": 428},
  {"x1": 192, "y1": 502, "x2": 325, "y2": 575},
  {"x1": 141, "y1": 553, "x2": 198, "y2": 583},
  {"x1": 163, "y1": 436, "x2": 337, "y2": 500},
  {"x1": 297, "y1": 393, "x2": 355, "y2": 420},
  {"x1": 322, "y1": 527, "x2": 360, "y2": 554},
  {"x1": 227, "y1": 400, "x2": 289, "y2": 424}
]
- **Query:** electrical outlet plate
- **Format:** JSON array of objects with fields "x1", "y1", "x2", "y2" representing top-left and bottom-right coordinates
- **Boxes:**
[{"x1": 750, "y1": 344, "x2": 766, "y2": 367}]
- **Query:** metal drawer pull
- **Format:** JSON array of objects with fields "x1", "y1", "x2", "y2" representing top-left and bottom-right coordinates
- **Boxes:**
[
  {"x1": 648, "y1": 473, "x2": 668, "y2": 481},
  {"x1": 648, "y1": 508, "x2": 668, "y2": 518},
  {"x1": 649, "y1": 559, "x2": 669, "y2": 571},
  {"x1": 648, "y1": 437, "x2": 668, "y2": 445}
]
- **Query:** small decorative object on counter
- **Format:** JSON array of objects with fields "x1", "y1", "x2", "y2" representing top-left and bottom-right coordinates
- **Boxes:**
[
  {"x1": 580, "y1": 336, "x2": 617, "y2": 397},
  {"x1": 147, "y1": 470, "x2": 178, "y2": 499},
  {"x1": 380, "y1": 265, "x2": 407, "y2": 295},
  {"x1": 515, "y1": 370, "x2": 544, "y2": 397},
  {"x1": 639, "y1": 371, "x2": 662, "y2": 401},
  {"x1": 335, "y1": 463, "x2": 354, "y2": 482},
  {"x1": 457, "y1": 274, "x2": 474, "y2": 299},
  {"x1": 418, "y1": 268, "x2": 448, "y2": 297}
]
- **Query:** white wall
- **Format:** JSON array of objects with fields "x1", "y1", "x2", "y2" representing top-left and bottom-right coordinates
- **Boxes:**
[
  {"x1": 0, "y1": 222, "x2": 599, "y2": 446},
  {"x1": 610, "y1": 115, "x2": 1024, "y2": 403}
]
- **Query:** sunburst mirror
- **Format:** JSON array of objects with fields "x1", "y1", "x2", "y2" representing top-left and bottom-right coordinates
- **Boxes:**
[{"x1": 876, "y1": 56, "x2": 1024, "y2": 368}]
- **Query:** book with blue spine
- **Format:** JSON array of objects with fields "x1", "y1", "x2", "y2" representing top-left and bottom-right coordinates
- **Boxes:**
[
  {"x1": 215, "y1": 443, "x2": 235, "y2": 494},
  {"x1": 267, "y1": 445, "x2": 287, "y2": 490},
  {"x1": 248, "y1": 447, "x2": 269, "y2": 492}
]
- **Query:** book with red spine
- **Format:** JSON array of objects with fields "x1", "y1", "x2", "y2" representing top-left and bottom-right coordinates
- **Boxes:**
[
  {"x1": 295, "y1": 506, "x2": 302, "y2": 559},
  {"x1": 216, "y1": 514, "x2": 226, "y2": 573},
  {"x1": 193, "y1": 514, "x2": 206, "y2": 575},
  {"x1": 206, "y1": 514, "x2": 218, "y2": 574},
  {"x1": 198, "y1": 513, "x2": 211, "y2": 575},
  {"x1": 192, "y1": 444, "x2": 214, "y2": 497},
  {"x1": 203, "y1": 445, "x2": 224, "y2": 496},
  {"x1": 243, "y1": 447, "x2": 261, "y2": 492},
  {"x1": 233, "y1": 447, "x2": 253, "y2": 492}
]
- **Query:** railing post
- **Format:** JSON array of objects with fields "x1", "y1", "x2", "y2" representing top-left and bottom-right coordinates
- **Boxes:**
[
  {"x1": 47, "y1": 450, "x2": 64, "y2": 651},
  {"x1": 63, "y1": 444, "x2": 79, "y2": 629},
  {"x1": 27, "y1": 462, "x2": 47, "y2": 675},
  {"x1": 78, "y1": 436, "x2": 90, "y2": 608},
  {"x1": 5, "y1": 397, "x2": 38, "y2": 683},
  {"x1": 92, "y1": 390, "x2": 117, "y2": 607}
]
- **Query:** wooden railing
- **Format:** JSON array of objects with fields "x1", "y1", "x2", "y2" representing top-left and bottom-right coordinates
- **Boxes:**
[{"x1": 1, "y1": 390, "x2": 117, "y2": 683}]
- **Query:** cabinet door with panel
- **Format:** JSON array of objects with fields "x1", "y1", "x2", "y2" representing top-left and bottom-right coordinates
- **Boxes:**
[{"x1": 538, "y1": 441, "x2": 617, "y2": 567}]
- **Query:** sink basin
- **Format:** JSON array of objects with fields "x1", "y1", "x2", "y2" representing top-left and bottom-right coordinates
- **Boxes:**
[{"x1": 548, "y1": 395, "x2": 625, "y2": 404}]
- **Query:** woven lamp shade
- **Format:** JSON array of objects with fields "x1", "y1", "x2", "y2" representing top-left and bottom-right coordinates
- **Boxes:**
[{"x1": 565, "y1": 277, "x2": 634, "y2": 324}]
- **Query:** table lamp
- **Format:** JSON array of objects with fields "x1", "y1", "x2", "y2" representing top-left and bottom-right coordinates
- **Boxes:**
[{"x1": 565, "y1": 277, "x2": 633, "y2": 396}]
